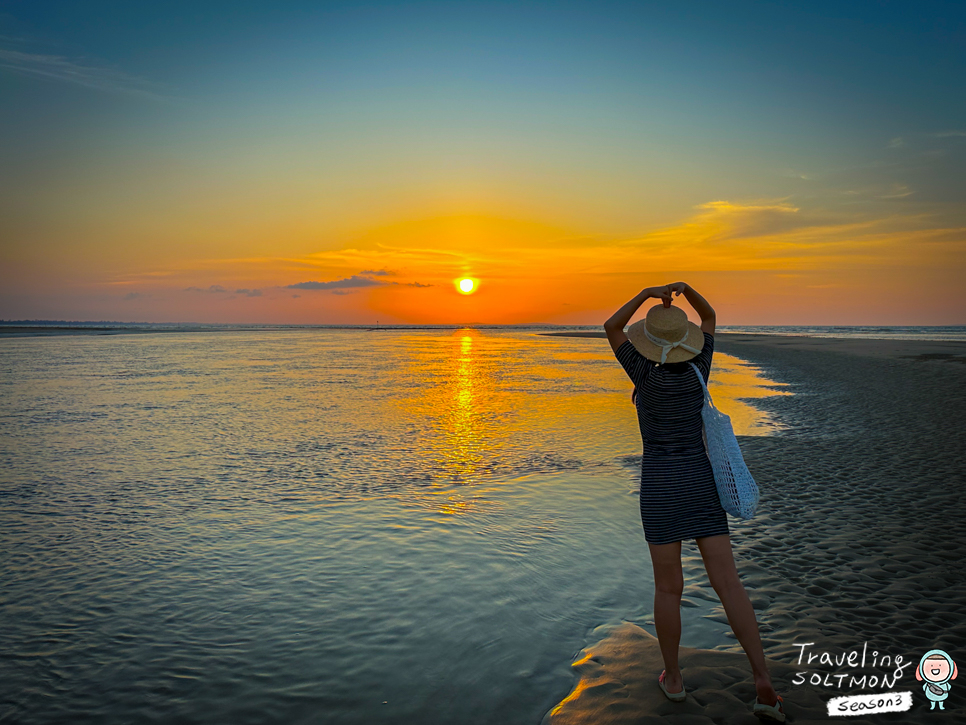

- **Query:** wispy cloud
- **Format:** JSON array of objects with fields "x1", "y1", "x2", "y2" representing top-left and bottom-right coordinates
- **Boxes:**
[
  {"x1": 0, "y1": 47, "x2": 169, "y2": 100},
  {"x1": 183, "y1": 284, "x2": 263, "y2": 297},
  {"x1": 879, "y1": 183, "x2": 914, "y2": 199},
  {"x1": 360, "y1": 268, "x2": 395, "y2": 276},
  {"x1": 287, "y1": 274, "x2": 432, "y2": 290},
  {"x1": 287, "y1": 275, "x2": 383, "y2": 290},
  {"x1": 932, "y1": 130, "x2": 966, "y2": 138},
  {"x1": 888, "y1": 137, "x2": 905, "y2": 148},
  {"x1": 838, "y1": 182, "x2": 915, "y2": 200},
  {"x1": 185, "y1": 285, "x2": 229, "y2": 293},
  {"x1": 684, "y1": 200, "x2": 812, "y2": 241}
]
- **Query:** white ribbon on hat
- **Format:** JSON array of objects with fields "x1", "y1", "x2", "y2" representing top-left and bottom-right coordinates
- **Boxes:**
[{"x1": 644, "y1": 326, "x2": 702, "y2": 365}]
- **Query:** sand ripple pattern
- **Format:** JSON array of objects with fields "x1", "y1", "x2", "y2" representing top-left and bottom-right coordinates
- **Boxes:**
[{"x1": 708, "y1": 336, "x2": 966, "y2": 723}]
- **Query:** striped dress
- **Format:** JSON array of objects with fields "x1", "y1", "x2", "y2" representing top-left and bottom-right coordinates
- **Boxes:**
[{"x1": 615, "y1": 332, "x2": 729, "y2": 545}]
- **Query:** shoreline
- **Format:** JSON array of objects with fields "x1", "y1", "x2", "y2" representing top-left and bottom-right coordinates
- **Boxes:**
[{"x1": 540, "y1": 330, "x2": 966, "y2": 360}]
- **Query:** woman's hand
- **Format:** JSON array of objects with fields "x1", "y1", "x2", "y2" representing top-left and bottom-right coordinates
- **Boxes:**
[
  {"x1": 667, "y1": 282, "x2": 689, "y2": 298},
  {"x1": 644, "y1": 285, "x2": 673, "y2": 307}
]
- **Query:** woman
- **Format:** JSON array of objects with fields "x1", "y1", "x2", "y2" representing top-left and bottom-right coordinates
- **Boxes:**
[{"x1": 604, "y1": 282, "x2": 784, "y2": 723}]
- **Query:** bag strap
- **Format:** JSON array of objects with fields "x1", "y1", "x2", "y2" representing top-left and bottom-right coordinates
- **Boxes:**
[{"x1": 688, "y1": 362, "x2": 715, "y2": 407}]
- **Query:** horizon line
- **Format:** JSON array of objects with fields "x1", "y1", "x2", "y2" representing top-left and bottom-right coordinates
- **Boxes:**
[{"x1": 2, "y1": 320, "x2": 965, "y2": 328}]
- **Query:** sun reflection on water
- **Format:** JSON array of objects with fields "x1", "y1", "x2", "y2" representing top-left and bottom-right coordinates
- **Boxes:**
[
  {"x1": 388, "y1": 331, "x2": 792, "y2": 516},
  {"x1": 394, "y1": 330, "x2": 501, "y2": 512},
  {"x1": 444, "y1": 333, "x2": 484, "y2": 490},
  {"x1": 709, "y1": 352, "x2": 792, "y2": 436}
]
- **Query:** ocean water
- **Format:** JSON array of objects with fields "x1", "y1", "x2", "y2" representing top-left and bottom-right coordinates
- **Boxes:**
[
  {"x1": 3, "y1": 323, "x2": 966, "y2": 343},
  {"x1": 0, "y1": 330, "x2": 787, "y2": 724}
]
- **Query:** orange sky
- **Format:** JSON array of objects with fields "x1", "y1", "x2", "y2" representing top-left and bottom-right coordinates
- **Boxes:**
[{"x1": 3, "y1": 200, "x2": 965, "y2": 325}]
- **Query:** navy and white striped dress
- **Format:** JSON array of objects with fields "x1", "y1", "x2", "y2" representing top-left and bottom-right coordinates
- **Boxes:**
[{"x1": 615, "y1": 332, "x2": 729, "y2": 545}]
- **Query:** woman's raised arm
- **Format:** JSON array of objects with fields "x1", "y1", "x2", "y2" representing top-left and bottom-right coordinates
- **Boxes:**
[
  {"x1": 603, "y1": 286, "x2": 672, "y2": 354},
  {"x1": 668, "y1": 282, "x2": 716, "y2": 335}
]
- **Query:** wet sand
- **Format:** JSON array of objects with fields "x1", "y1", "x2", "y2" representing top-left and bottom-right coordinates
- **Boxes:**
[{"x1": 546, "y1": 333, "x2": 966, "y2": 724}]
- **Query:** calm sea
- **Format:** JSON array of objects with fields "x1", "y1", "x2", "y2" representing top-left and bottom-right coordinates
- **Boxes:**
[
  {"x1": 3, "y1": 323, "x2": 965, "y2": 342},
  {"x1": 1, "y1": 329, "x2": 786, "y2": 724}
]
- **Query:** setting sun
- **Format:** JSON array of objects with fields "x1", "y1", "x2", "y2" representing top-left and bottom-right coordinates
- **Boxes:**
[{"x1": 457, "y1": 278, "x2": 477, "y2": 295}]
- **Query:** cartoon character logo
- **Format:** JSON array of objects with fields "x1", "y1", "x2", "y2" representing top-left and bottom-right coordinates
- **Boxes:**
[{"x1": 916, "y1": 649, "x2": 958, "y2": 710}]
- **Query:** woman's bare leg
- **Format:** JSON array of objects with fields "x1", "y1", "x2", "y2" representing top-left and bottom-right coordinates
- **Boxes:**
[
  {"x1": 647, "y1": 540, "x2": 685, "y2": 694},
  {"x1": 696, "y1": 534, "x2": 779, "y2": 706}
]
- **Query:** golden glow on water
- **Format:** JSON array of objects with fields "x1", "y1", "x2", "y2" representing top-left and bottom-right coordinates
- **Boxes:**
[
  {"x1": 396, "y1": 330, "x2": 494, "y2": 509},
  {"x1": 710, "y1": 353, "x2": 792, "y2": 436},
  {"x1": 447, "y1": 333, "x2": 483, "y2": 482},
  {"x1": 549, "y1": 643, "x2": 608, "y2": 715},
  {"x1": 392, "y1": 331, "x2": 791, "y2": 516},
  {"x1": 550, "y1": 676, "x2": 594, "y2": 716}
]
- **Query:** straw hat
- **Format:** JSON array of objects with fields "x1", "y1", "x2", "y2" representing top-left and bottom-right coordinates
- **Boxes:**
[{"x1": 627, "y1": 304, "x2": 705, "y2": 365}]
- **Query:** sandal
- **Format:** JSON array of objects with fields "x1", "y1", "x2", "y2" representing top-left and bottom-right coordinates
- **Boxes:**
[
  {"x1": 753, "y1": 694, "x2": 785, "y2": 723},
  {"x1": 658, "y1": 669, "x2": 687, "y2": 702}
]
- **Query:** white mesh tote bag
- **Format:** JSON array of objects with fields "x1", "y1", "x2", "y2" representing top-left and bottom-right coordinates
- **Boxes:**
[{"x1": 688, "y1": 362, "x2": 759, "y2": 520}]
